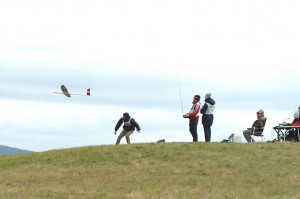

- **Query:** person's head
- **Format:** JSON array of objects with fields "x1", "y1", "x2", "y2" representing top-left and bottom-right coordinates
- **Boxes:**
[
  {"x1": 256, "y1": 109, "x2": 264, "y2": 117},
  {"x1": 123, "y1": 112, "x2": 130, "y2": 122},
  {"x1": 294, "y1": 111, "x2": 299, "y2": 118},
  {"x1": 193, "y1": 95, "x2": 200, "y2": 102},
  {"x1": 205, "y1": 93, "x2": 211, "y2": 100}
]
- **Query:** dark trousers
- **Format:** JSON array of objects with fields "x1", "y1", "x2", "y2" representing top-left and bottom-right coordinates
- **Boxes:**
[
  {"x1": 203, "y1": 125, "x2": 211, "y2": 142},
  {"x1": 286, "y1": 128, "x2": 300, "y2": 141},
  {"x1": 189, "y1": 119, "x2": 198, "y2": 142}
]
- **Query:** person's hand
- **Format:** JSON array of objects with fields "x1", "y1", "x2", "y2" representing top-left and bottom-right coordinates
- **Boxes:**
[
  {"x1": 183, "y1": 114, "x2": 189, "y2": 118},
  {"x1": 114, "y1": 131, "x2": 117, "y2": 135}
]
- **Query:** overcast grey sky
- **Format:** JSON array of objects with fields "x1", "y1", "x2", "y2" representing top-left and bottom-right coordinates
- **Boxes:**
[{"x1": 1, "y1": 0, "x2": 300, "y2": 151}]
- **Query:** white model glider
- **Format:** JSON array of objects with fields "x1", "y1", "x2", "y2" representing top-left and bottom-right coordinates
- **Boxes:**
[{"x1": 53, "y1": 85, "x2": 91, "y2": 98}]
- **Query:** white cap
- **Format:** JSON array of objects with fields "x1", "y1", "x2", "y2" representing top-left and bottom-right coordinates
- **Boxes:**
[{"x1": 294, "y1": 111, "x2": 299, "y2": 118}]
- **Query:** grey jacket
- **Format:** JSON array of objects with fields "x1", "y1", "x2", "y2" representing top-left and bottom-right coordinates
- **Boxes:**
[{"x1": 252, "y1": 115, "x2": 266, "y2": 129}]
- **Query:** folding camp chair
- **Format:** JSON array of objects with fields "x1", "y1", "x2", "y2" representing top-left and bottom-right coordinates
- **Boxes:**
[{"x1": 251, "y1": 117, "x2": 267, "y2": 142}]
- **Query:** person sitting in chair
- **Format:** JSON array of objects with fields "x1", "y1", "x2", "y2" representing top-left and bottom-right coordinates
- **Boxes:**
[
  {"x1": 286, "y1": 110, "x2": 300, "y2": 141},
  {"x1": 243, "y1": 109, "x2": 266, "y2": 143},
  {"x1": 291, "y1": 110, "x2": 300, "y2": 125}
]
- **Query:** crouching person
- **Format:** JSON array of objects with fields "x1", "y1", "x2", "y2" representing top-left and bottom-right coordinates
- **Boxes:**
[{"x1": 114, "y1": 112, "x2": 141, "y2": 145}]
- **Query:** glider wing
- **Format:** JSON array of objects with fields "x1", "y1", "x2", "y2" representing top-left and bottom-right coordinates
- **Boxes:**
[{"x1": 61, "y1": 85, "x2": 71, "y2": 98}]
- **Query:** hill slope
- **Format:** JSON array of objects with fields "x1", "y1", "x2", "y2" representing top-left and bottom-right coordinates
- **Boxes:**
[
  {"x1": 0, "y1": 145, "x2": 32, "y2": 155},
  {"x1": 0, "y1": 142, "x2": 299, "y2": 198}
]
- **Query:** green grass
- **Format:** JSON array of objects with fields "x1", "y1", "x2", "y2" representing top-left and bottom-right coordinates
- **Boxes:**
[{"x1": 0, "y1": 142, "x2": 300, "y2": 198}]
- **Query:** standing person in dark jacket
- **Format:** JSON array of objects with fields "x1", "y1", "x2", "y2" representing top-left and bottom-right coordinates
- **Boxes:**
[
  {"x1": 183, "y1": 95, "x2": 201, "y2": 142},
  {"x1": 200, "y1": 93, "x2": 216, "y2": 142},
  {"x1": 114, "y1": 112, "x2": 141, "y2": 145}
]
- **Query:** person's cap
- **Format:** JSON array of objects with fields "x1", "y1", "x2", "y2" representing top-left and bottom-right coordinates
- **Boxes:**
[
  {"x1": 194, "y1": 95, "x2": 200, "y2": 101},
  {"x1": 205, "y1": 93, "x2": 211, "y2": 99},
  {"x1": 257, "y1": 109, "x2": 264, "y2": 114}
]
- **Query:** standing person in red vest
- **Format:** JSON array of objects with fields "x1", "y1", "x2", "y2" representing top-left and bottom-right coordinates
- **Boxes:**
[{"x1": 183, "y1": 95, "x2": 201, "y2": 142}]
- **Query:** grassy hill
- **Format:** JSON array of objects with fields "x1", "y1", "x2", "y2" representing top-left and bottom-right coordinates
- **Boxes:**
[{"x1": 0, "y1": 142, "x2": 299, "y2": 198}]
